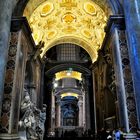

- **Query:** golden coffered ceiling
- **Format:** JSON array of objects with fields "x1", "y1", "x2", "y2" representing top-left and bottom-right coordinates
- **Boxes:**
[{"x1": 27, "y1": 0, "x2": 107, "y2": 62}]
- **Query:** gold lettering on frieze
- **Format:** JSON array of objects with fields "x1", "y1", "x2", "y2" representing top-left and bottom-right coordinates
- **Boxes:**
[{"x1": 60, "y1": 0, "x2": 77, "y2": 10}]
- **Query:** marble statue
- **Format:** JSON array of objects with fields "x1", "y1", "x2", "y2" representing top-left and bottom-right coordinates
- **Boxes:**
[
  {"x1": 19, "y1": 88, "x2": 37, "y2": 140},
  {"x1": 36, "y1": 104, "x2": 47, "y2": 140},
  {"x1": 19, "y1": 88, "x2": 47, "y2": 140}
]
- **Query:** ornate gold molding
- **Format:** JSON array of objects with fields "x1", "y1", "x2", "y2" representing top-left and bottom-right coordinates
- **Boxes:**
[
  {"x1": 26, "y1": 0, "x2": 107, "y2": 62},
  {"x1": 55, "y1": 71, "x2": 82, "y2": 81}
]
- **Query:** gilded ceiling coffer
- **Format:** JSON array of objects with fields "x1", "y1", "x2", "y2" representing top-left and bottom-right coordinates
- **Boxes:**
[{"x1": 25, "y1": 0, "x2": 107, "y2": 62}]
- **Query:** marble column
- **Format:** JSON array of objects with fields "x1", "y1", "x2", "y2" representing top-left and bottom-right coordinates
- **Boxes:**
[
  {"x1": 83, "y1": 92, "x2": 86, "y2": 129},
  {"x1": 0, "y1": 24, "x2": 27, "y2": 139},
  {"x1": 113, "y1": 29, "x2": 137, "y2": 134},
  {"x1": 78, "y1": 96, "x2": 83, "y2": 127},
  {"x1": 123, "y1": 0, "x2": 140, "y2": 127},
  {"x1": 58, "y1": 104, "x2": 61, "y2": 127},
  {"x1": 84, "y1": 77, "x2": 91, "y2": 129},
  {"x1": 40, "y1": 64, "x2": 45, "y2": 109},
  {"x1": 92, "y1": 68, "x2": 97, "y2": 134},
  {"x1": 56, "y1": 98, "x2": 61, "y2": 127},
  {"x1": 0, "y1": 0, "x2": 15, "y2": 116},
  {"x1": 51, "y1": 92, "x2": 55, "y2": 130}
]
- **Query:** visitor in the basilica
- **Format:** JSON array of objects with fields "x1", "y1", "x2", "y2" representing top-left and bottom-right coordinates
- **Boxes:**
[
  {"x1": 114, "y1": 128, "x2": 121, "y2": 140},
  {"x1": 106, "y1": 129, "x2": 113, "y2": 140}
]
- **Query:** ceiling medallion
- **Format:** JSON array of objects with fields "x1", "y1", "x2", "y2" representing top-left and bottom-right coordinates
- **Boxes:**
[
  {"x1": 62, "y1": 12, "x2": 76, "y2": 24},
  {"x1": 41, "y1": 2, "x2": 54, "y2": 16},
  {"x1": 83, "y1": 2, "x2": 96, "y2": 15},
  {"x1": 28, "y1": 0, "x2": 107, "y2": 62}
]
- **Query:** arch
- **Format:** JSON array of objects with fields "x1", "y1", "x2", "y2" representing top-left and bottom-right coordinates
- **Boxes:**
[
  {"x1": 55, "y1": 88, "x2": 82, "y2": 96},
  {"x1": 45, "y1": 42, "x2": 92, "y2": 62},
  {"x1": 26, "y1": 0, "x2": 107, "y2": 63},
  {"x1": 43, "y1": 37, "x2": 97, "y2": 62},
  {"x1": 45, "y1": 64, "x2": 91, "y2": 76},
  {"x1": 13, "y1": 0, "x2": 122, "y2": 63},
  {"x1": 55, "y1": 70, "x2": 82, "y2": 81},
  {"x1": 61, "y1": 93, "x2": 79, "y2": 99}
]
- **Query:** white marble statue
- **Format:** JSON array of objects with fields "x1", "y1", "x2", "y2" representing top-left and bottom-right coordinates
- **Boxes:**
[{"x1": 19, "y1": 88, "x2": 47, "y2": 140}]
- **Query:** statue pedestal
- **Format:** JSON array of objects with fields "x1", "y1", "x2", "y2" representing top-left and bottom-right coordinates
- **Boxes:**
[
  {"x1": 0, "y1": 134, "x2": 19, "y2": 140},
  {"x1": 123, "y1": 133, "x2": 137, "y2": 140}
]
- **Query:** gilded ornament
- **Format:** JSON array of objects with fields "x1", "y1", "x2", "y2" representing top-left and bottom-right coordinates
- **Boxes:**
[
  {"x1": 81, "y1": 29, "x2": 92, "y2": 39},
  {"x1": 29, "y1": 17, "x2": 37, "y2": 25},
  {"x1": 41, "y1": 2, "x2": 54, "y2": 16},
  {"x1": 82, "y1": 18, "x2": 92, "y2": 28},
  {"x1": 47, "y1": 30, "x2": 57, "y2": 39},
  {"x1": 28, "y1": 0, "x2": 107, "y2": 62},
  {"x1": 43, "y1": 19, "x2": 56, "y2": 29},
  {"x1": 83, "y1": 2, "x2": 96, "y2": 15},
  {"x1": 97, "y1": 11, "x2": 104, "y2": 20},
  {"x1": 55, "y1": 11, "x2": 61, "y2": 16},
  {"x1": 76, "y1": 10, "x2": 82, "y2": 16},
  {"x1": 60, "y1": 0, "x2": 77, "y2": 10},
  {"x1": 62, "y1": 13, "x2": 76, "y2": 23},
  {"x1": 76, "y1": 23, "x2": 82, "y2": 27},
  {"x1": 32, "y1": 31, "x2": 43, "y2": 45},
  {"x1": 55, "y1": 71, "x2": 82, "y2": 81},
  {"x1": 62, "y1": 26, "x2": 76, "y2": 33}
]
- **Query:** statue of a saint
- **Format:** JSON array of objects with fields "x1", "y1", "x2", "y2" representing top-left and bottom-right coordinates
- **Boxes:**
[{"x1": 19, "y1": 88, "x2": 37, "y2": 140}]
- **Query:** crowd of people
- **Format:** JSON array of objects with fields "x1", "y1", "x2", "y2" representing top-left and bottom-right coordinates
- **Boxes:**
[
  {"x1": 47, "y1": 127, "x2": 140, "y2": 139},
  {"x1": 97, "y1": 128, "x2": 124, "y2": 140}
]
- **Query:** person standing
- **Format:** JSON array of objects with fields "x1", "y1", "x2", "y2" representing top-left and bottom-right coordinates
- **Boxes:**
[{"x1": 114, "y1": 129, "x2": 121, "y2": 140}]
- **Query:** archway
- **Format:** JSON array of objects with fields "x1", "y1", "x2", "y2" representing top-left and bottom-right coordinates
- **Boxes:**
[
  {"x1": 0, "y1": 0, "x2": 139, "y2": 140},
  {"x1": 8, "y1": 0, "x2": 130, "y2": 139},
  {"x1": 43, "y1": 43, "x2": 95, "y2": 138},
  {"x1": 17, "y1": 0, "x2": 123, "y2": 139},
  {"x1": 23, "y1": 0, "x2": 108, "y2": 63}
]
